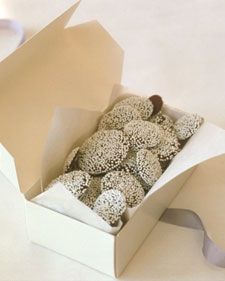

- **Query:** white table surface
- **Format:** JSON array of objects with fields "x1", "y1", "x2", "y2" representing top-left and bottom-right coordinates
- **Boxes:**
[{"x1": 1, "y1": 0, "x2": 225, "y2": 280}]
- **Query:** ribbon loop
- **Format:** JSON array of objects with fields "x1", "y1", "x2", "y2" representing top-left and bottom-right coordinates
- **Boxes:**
[{"x1": 160, "y1": 208, "x2": 225, "y2": 268}]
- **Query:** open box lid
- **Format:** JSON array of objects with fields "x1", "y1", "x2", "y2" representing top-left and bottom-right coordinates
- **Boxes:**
[{"x1": 0, "y1": 1, "x2": 124, "y2": 193}]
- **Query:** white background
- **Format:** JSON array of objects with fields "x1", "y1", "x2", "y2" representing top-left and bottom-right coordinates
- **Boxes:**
[{"x1": 1, "y1": 0, "x2": 225, "y2": 280}]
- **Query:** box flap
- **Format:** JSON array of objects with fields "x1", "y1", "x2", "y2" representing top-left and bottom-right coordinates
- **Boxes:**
[
  {"x1": 0, "y1": 2, "x2": 80, "y2": 82},
  {"x1": 0, "y1": 2, "x2": 123, "y2": 193},
  {"x1": 0, "y1": 143, "x2": 20, "y2": 191}
]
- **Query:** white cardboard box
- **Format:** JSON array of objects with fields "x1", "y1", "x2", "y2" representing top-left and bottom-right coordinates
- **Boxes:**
[{"x1": 1, "y1": 2, "x2": 225, "y2": 277}]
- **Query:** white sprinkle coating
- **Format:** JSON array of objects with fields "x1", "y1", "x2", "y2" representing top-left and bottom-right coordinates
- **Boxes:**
[
  {"x1": 78, "y1": 130, "x2": 130, "y2": 174},
  {"x1": 174, "y1": 113, "x2": 203, "y2": 140},
  {"x1": 79, "y1": 177, "x2": 102, "y2": 209},
  {"x1": 63, "y1": 147, "x2": 79, "y2": 173},
  {"x1": 114, "y1": 96, "x2": 154, "y2": 120},
  {"x1": 118, "y1": 151, "x2": 152, "y2": 192},
  {"x1": 136, "y1": 174, "x2": 152, "y2": 193},
  {"x1": 48, "y1": 170, "x2": 91, "y2": 198},
  {"x1": 150, "y1": 111, "x2": 174, "y2": 132},
  {"x1": 101, "y1": 171, "x2": 145, "y2": 208},
  {"x1": 151, "y1": 131, "x2": 180, "y2": 162},
  {"x1": 124, "y1": 120, "x2": 162, "y2": 151},
  {"x1": 98, "y1": 105, "x2": 142, "y2": 131},
  {"x1": 136, "y1": 149, "x2": 162, "y2": 186},
  {"x1": 93, "y1": 190, "x2": 126, "y2": 225},
  {"x1": 119, "y1": 150, "x2": 139, "y2": 175}
]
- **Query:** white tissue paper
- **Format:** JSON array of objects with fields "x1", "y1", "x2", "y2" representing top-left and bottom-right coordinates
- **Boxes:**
[
  {"x1": 31, "y1": 86, "x2": 225, "y2": 235},
  {"x1": 32, "y1": 182, "x2": 122, "y2": 234}
]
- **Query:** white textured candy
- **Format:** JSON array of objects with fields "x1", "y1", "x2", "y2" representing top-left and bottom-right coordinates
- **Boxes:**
[
  {"x1": 136, "y1": 149, "x2": 162, "y2": 186},
  {"x1": 80, "y1": 177, "x2": 102, "y2": 209},
  {"x1": 93, "y1": 190, "x2": 126, "y2": 225},
  {"x1": 98, "y1": 105, "x2": 141, "y2": 130},
  {"x1": 150, "y1": 111, "x2": 174, "y2": 132},
  {"x1": 114, "y1": 96, "x2": 154, "y2": 120},
  {"x1": 174, "y1": 113, "x2": 203, "y2": 140},
  {"x1": 135, "y1": 174, "x2": 152, "y2": 192},
  {"x1": 101, "y1": 171, "x2": 145, "y2": 208},
  {"x1": 119, "y1": 150, "x2": 138, "y2": 175},
  {"x1": 78, "y1": 130, "x2": 130, "y2": 174},
  {"x1": 63, "y1": 147, "x2": 79, "y2": 173},
  {"x1": 48, "y1": 170, "x2": 90, "y2": 198},
  {"x1": 151, "y1": 131, "x2": 180, "y2": 162},
  {"x1": 118, "y1": 151, "x2": 152, "y2": 192},
  {"x1": 124, "y1": 120, "x2": 161, "y2": 151}
]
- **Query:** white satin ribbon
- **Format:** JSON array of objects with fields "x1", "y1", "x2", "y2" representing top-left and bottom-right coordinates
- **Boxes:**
[
  {"x1": 160, "y1": 208, "x2": 225, "y2": 268},
  {"x1": 0, "y1": 19, "x2": 25, "y2": 60}
]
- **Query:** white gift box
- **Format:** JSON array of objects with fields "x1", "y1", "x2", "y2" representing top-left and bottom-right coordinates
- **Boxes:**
[{"x1": 1, "y1": 2, "x2": 225, "y2": 277}]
